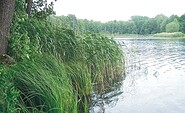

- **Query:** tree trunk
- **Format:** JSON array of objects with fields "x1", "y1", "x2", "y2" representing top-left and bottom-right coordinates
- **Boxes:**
[
  {"x1": 0, "y1": 0, "x2": 15, "y2": 55},
  {"x1": 26, "y1": 0, "x2": 33, "y2": 15}
]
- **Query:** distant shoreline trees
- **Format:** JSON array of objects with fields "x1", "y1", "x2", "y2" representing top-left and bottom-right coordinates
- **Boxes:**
[{"x1": 49, "y1": 14, "x2": 185, "y2": 35}]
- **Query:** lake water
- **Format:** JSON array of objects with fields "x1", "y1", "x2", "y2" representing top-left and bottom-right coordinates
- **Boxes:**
[{"x1": 90, "y1": 37, "x2": 185, "y2": 113}]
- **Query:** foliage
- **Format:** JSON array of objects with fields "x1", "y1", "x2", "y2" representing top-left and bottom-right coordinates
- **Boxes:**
[
  {"x1": 9, "y1": 13, "x2": 77, "y2": 62},
  {"x1": 49, "y1": 14, "x2": 185, "y2": 35},
  {"x1": 0, "y1": 66, "x2": 20, "y2": 113},
  {"x1": 140, "y1": 18, "x2": 157, "y2": 34},
  {"x1": 179, "y1": 14, "x2": 185, "y2": 33},
  {"x1": 32, "y1": 0, "x2": 56, "y2": 19},
  {"x1": 154, "y1": 14, "x2": 168, "y2": 32},
  {"x1": 9, "y1": 0, "x2": 41, "y2": 61},
  {"x1": 131, "y1": 16, "x2": 150, "y2": 34},
  {"x1": 166, "y1": 19, "x2": 180, "y2": 32}
]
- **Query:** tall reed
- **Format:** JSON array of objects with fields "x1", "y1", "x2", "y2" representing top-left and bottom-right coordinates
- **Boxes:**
[
  {"x1": 12, "y1": 54, "x2": 78, "y2": 113},
  {"x1": 7, "y1": 13, "x2": 125, "y2": 112},
  {"x1": 65, "y1": 62, "x2": 92, "y2": 113},
  {"x1": 77, "y1": 33, "x2": 124, "y2": 86}
]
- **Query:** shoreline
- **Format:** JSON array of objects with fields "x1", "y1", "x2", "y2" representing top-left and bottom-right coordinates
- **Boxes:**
[{"x1": 112, "y1": 32, "x2": 185, "y2": 38}]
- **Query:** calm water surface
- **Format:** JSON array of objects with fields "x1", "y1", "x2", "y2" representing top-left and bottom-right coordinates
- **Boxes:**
[{"x1": 90, "y1": 37, "x2": 185, "y2": 113}]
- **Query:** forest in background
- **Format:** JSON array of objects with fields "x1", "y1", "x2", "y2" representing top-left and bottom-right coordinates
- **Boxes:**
[{"x1": 49, "y1": 14, "x2": 185, "y2": 35}]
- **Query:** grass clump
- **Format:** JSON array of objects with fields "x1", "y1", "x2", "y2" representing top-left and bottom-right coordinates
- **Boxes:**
[{"x1": 12, "y1": 54, "x2": 78, "y2": 113}]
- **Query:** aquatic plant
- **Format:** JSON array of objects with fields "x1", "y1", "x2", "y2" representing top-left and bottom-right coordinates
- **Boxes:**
[
  {"x1": 78, "y1": 33, "x2": 124, "y2": 85},
  {"x1": 6, "y1": 8, "x2": 125, "y2": 112},
  {"x1": 12, "y1": 54, "x2": 78, "y2": 113}
]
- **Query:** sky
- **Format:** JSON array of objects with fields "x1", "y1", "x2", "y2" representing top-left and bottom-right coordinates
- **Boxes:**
[{"x1": 53, "y1": 0, "x2": 185, "y2": 22}]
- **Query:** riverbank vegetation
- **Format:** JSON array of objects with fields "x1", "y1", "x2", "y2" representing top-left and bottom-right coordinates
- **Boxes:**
[
  {"x1": 153, "y1": 32, "x2": 185, "y2": 37},
  {"x1": 50, "y1": 14, "x2": 185, "y2": 36},
  {"x1": 0, "y1": 0, "x2": 124, "y2": 113},
  {"x1": 1, "y1": 0, "x2": 185, "y2": 112}
]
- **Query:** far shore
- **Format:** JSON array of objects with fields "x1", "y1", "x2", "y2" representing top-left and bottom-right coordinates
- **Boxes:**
[
  {"x1": 113, "y1": 32, "x2": 185, "y2": 38},
  {"x1": 152, "y1": 32, "x2": 185, "y2": 37}
]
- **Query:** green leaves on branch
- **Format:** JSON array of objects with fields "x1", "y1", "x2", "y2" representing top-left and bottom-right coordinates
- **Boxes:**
[
  {"x1": 32, "y1": 0, "x2": 56, "y2": 19},
  {"x1": 15, "y1": 0, "x2": 56, "y2": 20}
]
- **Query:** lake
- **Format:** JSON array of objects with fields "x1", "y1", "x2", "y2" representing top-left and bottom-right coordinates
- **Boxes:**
[{"x1": 90, "y1": 37, "x2": 185, "y2": 113}]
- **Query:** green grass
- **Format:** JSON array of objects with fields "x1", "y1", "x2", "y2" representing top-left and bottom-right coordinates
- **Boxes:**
[
  {"x1": 1, "y1": 1, "x2": 125, "y2": 112},
  {"x1": 12, "y1": 54, "x2": 78, "y2": 113},
  {"x1": 65, "y1": 62, "x2": 92, "y2": 113},
  {"x1": 0, "y1": 66, "x2": 20, "y2": 113},
  {"x1": 153, "y1": 32, "x2": 185, "y2": 37},
  {"x1": 80, "y1": 33, "x2": 124, "y2": 83},
  {"x1": 4, "y1": 12, "x2": 125, "y2": 113}
]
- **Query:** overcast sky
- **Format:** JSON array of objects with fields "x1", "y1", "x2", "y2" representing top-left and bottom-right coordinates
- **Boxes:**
[{"x1": 53, "y1": 0, "x2": 185, "y2": 22}]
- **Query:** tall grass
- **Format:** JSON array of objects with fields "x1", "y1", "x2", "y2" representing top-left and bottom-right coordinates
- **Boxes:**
[
  {"x1": 78, "y1": 33, "x2": 124, "y2": 86},
  {"x1": 9, "y1": 18, "x2": 124, "y2": 85},
  {"x1": 65, "y1": 62, "x2": 92, "y2": 113},
  {"x1": 6, "y1": 8, "x2": 125, "y2": 112},
  {"x1": 65, "y1": 62, "x2": 92, "y2": 96},
  {"x1": 12, "y1": 54, "x2": 78, "y2": 113}
]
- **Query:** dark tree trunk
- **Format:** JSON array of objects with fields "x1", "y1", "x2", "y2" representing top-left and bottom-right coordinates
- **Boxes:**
[
  {"x1": 0, "y1": 0, "x2": 15, "y2": 55},
  {"x1": 26, "y1": 0, "x2": 33, "y2": 15}
]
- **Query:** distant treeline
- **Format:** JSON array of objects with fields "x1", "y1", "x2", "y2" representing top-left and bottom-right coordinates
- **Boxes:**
[{"x1": 48, "y1": 14, "x2": 185, "y2": 35}]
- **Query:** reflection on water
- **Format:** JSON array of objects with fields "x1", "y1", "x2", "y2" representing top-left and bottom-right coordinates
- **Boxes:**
[
  {"x1": 90, "y1": 72, "x2": 124, "y2": 113},
  {"x1": 90, "y1": 37, "x2": 185, "y2": 113}
]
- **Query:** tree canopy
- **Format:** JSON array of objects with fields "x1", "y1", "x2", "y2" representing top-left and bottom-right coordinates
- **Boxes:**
[
  {"x1": 166, "y1": 19, "x2": 180, "y2": 32},
  {"x1": 49, "y1": 14, "x2": 185, "y2": 35}
]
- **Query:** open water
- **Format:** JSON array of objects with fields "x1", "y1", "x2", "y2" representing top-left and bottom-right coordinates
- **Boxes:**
[{"x1": 90, "y1": 37, "x2": 185, "y2": 113}]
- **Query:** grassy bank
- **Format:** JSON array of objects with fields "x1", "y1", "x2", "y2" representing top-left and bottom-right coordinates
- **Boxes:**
[
  {"x1": 0, "y1": 1, "x2": 124, "y2": 112},
  {"x1": 0, "y1": 6, "x2": 124, "y2": 112},
  {"x1": 106, "y1": 32, "x2": 185, "y2": 38},
  {"x1": 153, "y1": 32, "x2": 185, "y2": 37}
]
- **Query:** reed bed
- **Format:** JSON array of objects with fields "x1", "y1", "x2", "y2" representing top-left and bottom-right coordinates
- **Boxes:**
[
  {"x1": 12, "y1": 54, "x2": 78, "y2": 113},
  {"x1": 78, "y1": 33, "x2": 124, "y2": 85},
  {"x1": 3, "y1": 15, "x2": 125, "y2": 112}
]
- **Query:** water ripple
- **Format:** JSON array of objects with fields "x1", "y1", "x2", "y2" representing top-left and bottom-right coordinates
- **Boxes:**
[{"x1": 91, "y1": 37, "x2": 185, "y2": 113}]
